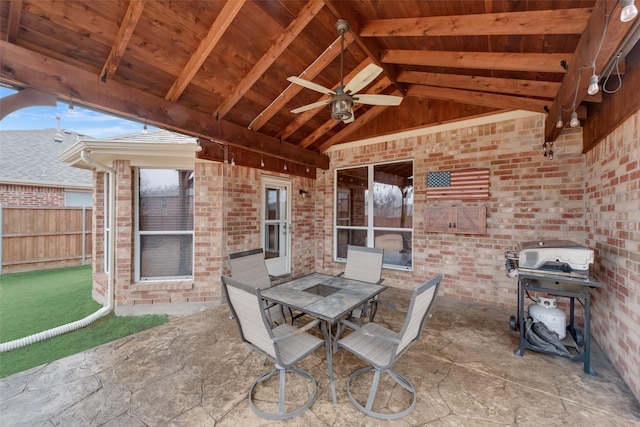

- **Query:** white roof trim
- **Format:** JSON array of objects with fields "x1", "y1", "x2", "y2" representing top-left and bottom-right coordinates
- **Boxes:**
[
  {"x1": 59, "y1": 140, "x2": 197, "y2": 170},
  {"x1": 325, "y1": 110, "x2": 542, "y2": 153},
  {"x1": 0, "y1": 178, "x2": 92, "y2": 190}
]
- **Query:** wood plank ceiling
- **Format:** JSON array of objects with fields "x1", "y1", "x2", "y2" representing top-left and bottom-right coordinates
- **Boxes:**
[{"x1": 1, "y1": 0, "x2": 638, "y2": 177}]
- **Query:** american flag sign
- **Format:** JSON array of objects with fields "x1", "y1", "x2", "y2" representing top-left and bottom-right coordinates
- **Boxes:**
[{"x1": 426, "y1": 168, "x2": 490, "y2": 199}]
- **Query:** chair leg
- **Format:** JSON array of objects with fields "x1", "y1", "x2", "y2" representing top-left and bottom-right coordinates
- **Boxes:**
[
  {"x1": 346, "y1": 366, "x2": 417, "y2": 420},
  {"x1": 249, "y1": 366, "x2": 318, "y2": 420}
]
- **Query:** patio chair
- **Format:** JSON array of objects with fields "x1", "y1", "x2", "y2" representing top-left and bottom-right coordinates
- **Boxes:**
[
  {"x1": 221, "y1": 275, "x2": 324, "y2": 420},
  {"x1": 341, "y1": 245, "x2": 384, "y2": 321},
  {"x1": 228, "y1": 248, "x2": 288, "y2": 325},
  {"x1": 335, "y1": 274, "x2": 442, "y2": 419}
]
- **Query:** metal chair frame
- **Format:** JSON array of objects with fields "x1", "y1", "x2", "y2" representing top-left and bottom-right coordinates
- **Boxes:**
[
  {"x1": 336, "y1": 274, "x2": 442, "y2": 419},
  {"x1": 221, "y1": 275, "x2": 324, "y2": 420},
  {"x1": 228, "y1": 248, "x2": 289, "y2": 325},
  {"x1": 340, "y1": 245, "x2": 385, "y2": 322}
]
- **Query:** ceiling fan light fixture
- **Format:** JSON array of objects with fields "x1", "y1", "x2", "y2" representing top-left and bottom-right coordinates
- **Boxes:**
[
  {"x1": 331, "y1": 94, "x2": 353, "y2": 121},
  {"x1": 621, "y1": 0, "x2": 638, "y2": 22}
]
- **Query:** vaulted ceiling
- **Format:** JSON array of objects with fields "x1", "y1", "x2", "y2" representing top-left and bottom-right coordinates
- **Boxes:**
[{"x1": 1, "y1": 0, "x2": 638, "y2": 177}]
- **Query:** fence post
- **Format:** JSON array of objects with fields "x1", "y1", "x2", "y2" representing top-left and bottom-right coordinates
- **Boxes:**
[
  {"x1": 0, "y1": 204, "x2": 3, "y2": 275},
  {"x1": 82, "y1": 205, "x2": 86, "y2": 265}
]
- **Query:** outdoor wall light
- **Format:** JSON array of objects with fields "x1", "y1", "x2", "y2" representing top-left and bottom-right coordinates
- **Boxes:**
[
  {"x1": 621, "y1": 0, "x2": 638, "y2": 22},
  {"x1": 299, "y1": 189, "x2": 310, "y2": 197}
]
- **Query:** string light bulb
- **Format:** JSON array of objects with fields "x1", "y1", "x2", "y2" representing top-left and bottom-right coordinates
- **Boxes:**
[
  {"x1": 230, "y1": 153, "x2": 235, "y2": 166},
  {"x1": 555, "y1": 114, "x2": 563, "y2": 129},
  {"x1": 283, "y1": 162, "x2": 287, "y2": 171},
  {"x1": 67, "y1": 102, "x2": 75, "y2": 116},
  {"x1": 260, "y1": 155, "x2": 265, "y2": 168},
  {"x1": 142, "y1": 123, "x2": 148, "y2": 134},
  {"x1": 569, "y1": 112, "x2": 580, "y2": 128},
  {"x1": 621, "y1": 0, "x2": 638, "y2": 22},
  {"x1": 587, "y1": 73, "x2": 600, "y2": 95}
]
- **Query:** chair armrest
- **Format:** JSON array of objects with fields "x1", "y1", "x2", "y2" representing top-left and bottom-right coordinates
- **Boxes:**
[
  {"x1": 375, "y1": 298, "x2": 408, "y2": 313},
  {"x1": 272, "y1": 319, "x2": 321, "y2": 342},
  {"x1": 339, "y1": 319, "x2": 401, "y2": 344}
]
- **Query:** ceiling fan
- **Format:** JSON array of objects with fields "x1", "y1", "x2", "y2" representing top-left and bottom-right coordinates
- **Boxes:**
[{"x1": 287, "y1": 19, "x2": 403, "y2": 124}]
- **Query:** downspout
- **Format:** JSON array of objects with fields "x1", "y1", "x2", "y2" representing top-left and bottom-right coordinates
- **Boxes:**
[{"x1": 0, "y1": 150, "x2": 116, "y2": 352}]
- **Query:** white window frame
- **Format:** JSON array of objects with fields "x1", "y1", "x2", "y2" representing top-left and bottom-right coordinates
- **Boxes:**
[
  {"x1": 134, "y1": 168, "x2": 194, "y2": 281},
  {"x1": 103, "y1": 175, "x2": 110, "y2": 274},
  {"x1": 334, "y1": 160, "x2": 414, "y2": 271}
]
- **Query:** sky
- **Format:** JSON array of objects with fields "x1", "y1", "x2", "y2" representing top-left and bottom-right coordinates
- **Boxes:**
[{"x1": 0, "y1": 86, "x2": 156, "y2": 139}]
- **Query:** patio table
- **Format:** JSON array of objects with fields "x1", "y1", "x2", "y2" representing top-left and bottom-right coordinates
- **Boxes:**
[{"x1": 260, "y1": 272, "x2": 387, "y2": 405}]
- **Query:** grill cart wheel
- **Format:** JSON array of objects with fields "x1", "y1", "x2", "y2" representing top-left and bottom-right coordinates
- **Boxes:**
[{"x1": 510, "y1": 315, "x2": 517, "y2": 331}]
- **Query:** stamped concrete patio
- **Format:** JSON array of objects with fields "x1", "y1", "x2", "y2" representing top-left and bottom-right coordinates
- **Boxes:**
[{"x1": 2, "y1": 288, "x2": 640, "y2": 426}]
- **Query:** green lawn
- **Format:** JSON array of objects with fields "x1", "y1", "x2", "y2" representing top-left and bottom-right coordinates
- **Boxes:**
[{"x1": 0, "y1": 265, "x2": 167, "y2": 378}]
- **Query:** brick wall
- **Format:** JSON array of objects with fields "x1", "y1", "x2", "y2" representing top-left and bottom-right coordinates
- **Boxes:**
[
  {"x1": 0, "y1": 183, "x2": 65, "y2": 206},
  {"x1": 91, "y1": 171, "x2": 108, "y2": 303},
  {"x1": 319, "y1": 113, "x2": 586, "y2": 308},
  {"x1": 222, "y1": 164, "x2": 316, "y2": 278},
  {"x1": 585, "y1": 109, "x2": 640, "y2": 401}
]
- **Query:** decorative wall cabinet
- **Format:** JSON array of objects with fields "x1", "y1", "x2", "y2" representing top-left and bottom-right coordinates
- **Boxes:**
[{"x1": 425, "y1": 206, "x2": 486, "y2": 235}]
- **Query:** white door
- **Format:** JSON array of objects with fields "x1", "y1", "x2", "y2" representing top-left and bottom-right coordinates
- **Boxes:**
[{"x1": 261, "y1": 176, "x2": 291, "y2": 276}]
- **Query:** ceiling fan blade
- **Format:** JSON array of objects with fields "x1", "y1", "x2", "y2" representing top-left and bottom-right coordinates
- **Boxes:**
[
  {"x1": 290, "y1": 99, "x2": 331, "y2": 114},
  {"x1": 353, "y1": 94, "x2": 403, "y2": 106},
  {"x1": 287, "y1": 76, "x2": 335, "y2": 95},
  {"x1": 343, "y1": 63, "x2": 383, "y2": 95}
]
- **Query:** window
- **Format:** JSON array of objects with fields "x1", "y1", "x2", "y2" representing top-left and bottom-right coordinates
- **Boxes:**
[
  {"x1": 65, "y1": 191, "x2": 93, "y2": 207},
  {"x1": 335, "y1": 160, "x2": 413, "y2": 270},
  {"x1": 104, "y1": 176, "x2": 110, "y2": 273},
  {"x1": 136, "y1": 169, "x2": 194, "y2": 280}
]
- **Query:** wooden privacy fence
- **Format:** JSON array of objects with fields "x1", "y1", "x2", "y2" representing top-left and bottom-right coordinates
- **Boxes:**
[{"x1": 0, "y1": 206, "x2": 92, "y2": 274}]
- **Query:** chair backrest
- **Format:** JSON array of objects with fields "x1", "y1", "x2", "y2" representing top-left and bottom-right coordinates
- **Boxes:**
[
  {"x1": 396, "y1": 274, "x2": 442, "y2": 355},
  {"x1": 229, "y1": 248, "x2": 271, "y2": 289},
  {"x1": 221, "y1": 275, "x2": 276, "y2": 359},
  {"x1": 344, "y1": 245, "x2": 384, "y2": 283}
]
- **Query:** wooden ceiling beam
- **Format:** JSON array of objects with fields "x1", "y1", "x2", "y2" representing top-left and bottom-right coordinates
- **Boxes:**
[
  {"x1": 0, "y1": 40, "x2": 329, "y2": 170},
  {"x1": 407, "y1": 84, "x2": 550, "y2": 113},
  {"x1": 397, "y1": 70, "x2": 560, "y2": 99},
  {"x1": 0, "y1": 88, "x2": 56, "y2": 120},
  {"x1": 215, "y1": 0, "x2": 325, "y2": 120},
  {"x1": 5, "y1": 0, "x2": 22, "y2": 44},
  {"x1": 360, "y1": 8, "x2": 591, "y2": 37},
  {"x1": 383, "y1": 50, "x2": 571, "y2": 73},
  {"x1": 545, "y1": 0, "x2": 636, "y2": 143},
  {"x1": 99, "y1": 0, "x2": 146, "y2": 83},
  {"x1": 251, "y1": 31, "x2": 355, "y2": 131},
  {"x1": 164, "y1": 0, "x2": 245, "y2": 102},
  {"x1": 323, "y1": 0, "x2": 408, "y2": 96}
]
